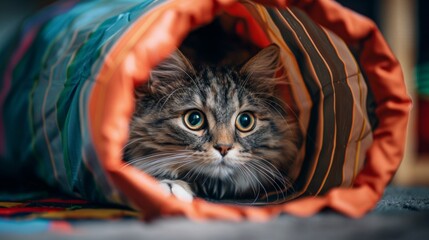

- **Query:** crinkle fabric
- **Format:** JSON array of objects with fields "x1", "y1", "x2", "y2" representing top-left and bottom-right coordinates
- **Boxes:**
[{"x1": 0, "y1": 0, "x2": 411, "y2": 221}]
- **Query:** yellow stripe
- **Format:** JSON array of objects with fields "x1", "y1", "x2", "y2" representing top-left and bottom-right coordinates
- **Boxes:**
[
  {"x1": 249, "y1": 5, "x2": 327, "y2": 199},
  {"x1": 281, "y1": 8, "x2": 336, "y2": 196},
  {"x1": 0, "y1": 202, "x2": 22, "y2": 207},
  {"x1": 39, "y1": 209, "x2": 141, "y2": 219},
  {"x1": 352, "y1": 72, "x2": 367, "y2": 183},
  {"x1": 320, "y1": 30, "x2": 351, "y2": 188}
]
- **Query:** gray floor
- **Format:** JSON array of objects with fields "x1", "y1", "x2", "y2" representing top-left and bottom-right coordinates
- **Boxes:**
[
  {"x1": 2, "y1": 186, "x2": 429, "y2": 240},
  {"x1": 24, "y1": 213, "x2": 427, "y2": 240}
]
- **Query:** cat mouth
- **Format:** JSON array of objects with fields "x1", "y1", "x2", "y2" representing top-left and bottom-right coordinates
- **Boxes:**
[
  {"x1": 211, "y1": 156, "x2": 238, "y2": 168},
  {"x1": 189, "y1": 158, "x2": 235, "y2": 179},
  {"x1": 205, "y1": 157, "x2": 242, "y2": 178},
  {"x1": 219, "y1": 160, "x2": 228, "y2": 167}
]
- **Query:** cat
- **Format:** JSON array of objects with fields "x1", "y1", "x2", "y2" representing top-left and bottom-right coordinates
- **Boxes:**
[{"x1": 124, "y1": 44, "x2": 302, "y2": 204}]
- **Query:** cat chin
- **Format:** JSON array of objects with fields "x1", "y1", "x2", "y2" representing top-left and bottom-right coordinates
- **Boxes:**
[
  {"x1": 195, "y1": 164, "x2": 236, "y2": 180},
  {"x1": 189, "y1": 171, "x2": 272, "y2": 201}
]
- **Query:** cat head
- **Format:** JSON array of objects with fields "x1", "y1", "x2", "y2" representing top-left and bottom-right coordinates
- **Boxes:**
[{"x1": 126, "y1": 44, "x2": 302, "y2": 202}]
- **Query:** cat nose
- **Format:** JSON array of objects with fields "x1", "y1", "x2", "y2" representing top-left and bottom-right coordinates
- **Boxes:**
[{"x1": 214, "y1": 144, "x2": 233, "y2": 157}]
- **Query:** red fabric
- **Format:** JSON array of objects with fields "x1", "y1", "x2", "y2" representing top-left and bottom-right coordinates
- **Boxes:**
[
  {"x1": 88, "y1": 0, "x2": 411, "y2": 220},
  {"x1": 0, "y1": 207, "x2": 63, "y2": 216},
  {"x1": 293, "y1": 0, "x2": 412, "y2": 216}
]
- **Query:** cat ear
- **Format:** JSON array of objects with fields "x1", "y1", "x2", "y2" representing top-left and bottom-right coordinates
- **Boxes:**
[
  {"x1": 240, "y1": 44, "x2": 281, "y2": 92},
  {"x1": 136, "y1": 50, "x2": 195, "y2": 97}
]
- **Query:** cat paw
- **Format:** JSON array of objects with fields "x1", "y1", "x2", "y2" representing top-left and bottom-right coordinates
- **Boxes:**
[{"x1": 159, "y1": 179, "x2": 194, "y2": 203}]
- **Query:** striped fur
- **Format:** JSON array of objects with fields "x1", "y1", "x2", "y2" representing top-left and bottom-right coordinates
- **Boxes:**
[{"x1": 125, "y1": 45, "x2": 302, "y2": 203}]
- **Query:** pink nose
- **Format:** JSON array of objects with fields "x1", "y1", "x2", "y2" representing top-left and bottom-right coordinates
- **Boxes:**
[{"x1": 214, "y1": 144, "x2": 233, "y2": 156}]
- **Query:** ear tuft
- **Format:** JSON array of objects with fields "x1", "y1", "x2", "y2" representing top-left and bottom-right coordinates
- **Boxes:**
[
  {"x1": 240, "y1": 44, "x2": 282, "y2": 92},
  {"x1": 136, "y1": 50, "x2": 195, "y2": 97}
]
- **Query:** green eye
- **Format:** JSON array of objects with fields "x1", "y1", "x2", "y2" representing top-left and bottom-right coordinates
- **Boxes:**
[
  {"x1": 236, "y1": 112, "x2": 256, "y2": 132},
  {"x1": 183, "y1": 110, "x2": 205, "y2": 130}
]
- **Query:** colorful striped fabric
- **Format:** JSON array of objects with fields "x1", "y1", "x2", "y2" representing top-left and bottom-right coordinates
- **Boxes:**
[
  {"x1": 0, "y1": 198, "x2": 139, "y2": 219},
  {"x1": 252, "y1": 5, "x2": 373, "y2": 199},
  {"x1": 0, "y1": 0, "x2": 410, "y2": 220},
  {"x1": 0, "y1": 0, "x2": 167, "y2": 205}
]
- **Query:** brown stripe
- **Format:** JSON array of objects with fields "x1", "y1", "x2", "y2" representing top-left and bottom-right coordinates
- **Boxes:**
[
  {"x1": 323, "y1": 31, "x2": 371, "y2": 187},
  {"x1": 268, "y1": 8, "x2": 335, "y2": 197},
  {"x1": 288, "y1": 8, "x2": 355, "y2": 195},
  {"x1": 243, "y1": 3, "x2": 312, "y2": 192}
]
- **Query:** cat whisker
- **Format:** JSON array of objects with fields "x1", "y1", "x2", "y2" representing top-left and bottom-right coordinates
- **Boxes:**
[
  {"x1": 124, "y1": 151, "x2": 193, "y2": 166},
  {"x1": 173, "y1": 63, "x2": 204, "y2": 95},
  {"x1": 252, "y1": 156, "x2": 295, "y2": 201},
  {"x1": 125, "y1": 153, "x2": 193, "y2": 172},
  {"x1": 132, "y1": 153, "x2": 192, "y2": 166},
  {"x1": 253, "y1": 92, "x2": 301, "y2": 123},
  {"x1": 260, "y1": 101, "x2": 287, "y2": 122},
  {"x1": 122, "y1": 138, "x2": 143, "y2": 151},
  {"x1": 234, "y1": 164, "x2": 259, "y2": 203},
  {"x1": 247, "y1": 160, "x2": 284, "y2": 187},
  {"x1": 185, "y1": 157, "x2": 211, "y2": 182},
  {"x1": 259, "y1": 101, "x2": 295, "y2": 137},
  {"x1": 139, "y1": 158, "x2": 193, "y2": 177},
  {"x1": 158, "y1": 87, "x2": 186, "y2": 111},
  {"x1": 172, "y1": 152, "x2": 200, "y2": 178},
  {"x1": 247, "y1": 161, "x2": 287, "y2": 202},
  {"x1": 132, "y1": 157, "x2": 189, "y2": 173},
  {"x1": 238, "y1": 72, "x2": 253, "y2": 97},
  {"x1": 186, "y1": 163, "x2": 212, "y2": 181},
  {"x1": 252, "y1": 92, "x2": 290, "y2": 107},
  {"x1": 241, "y1": 164, "x2": 269, "y2": 204},
  {"x1": 251, "y1": 156, "x2": 287, "y2": 183}
]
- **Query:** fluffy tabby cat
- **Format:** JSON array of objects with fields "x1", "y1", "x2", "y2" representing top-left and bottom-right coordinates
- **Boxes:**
[{"x1": 124, "y1": 44, "x2": 302, "y2": 204}]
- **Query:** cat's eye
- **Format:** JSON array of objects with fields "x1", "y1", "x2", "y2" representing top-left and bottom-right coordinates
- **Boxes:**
[
  {"x1": 183, "y1": 110, "x2": 205, "y2": 131},
  {"x1": 236, "y1": 112, "x2": 256, "y2": 132}
]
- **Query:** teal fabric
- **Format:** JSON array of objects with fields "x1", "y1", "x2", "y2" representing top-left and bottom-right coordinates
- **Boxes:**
[
  {"x1": 0, "y1": 0, "x2": 165, "y2": 205},
  {"x1": 416, "y1": 62, "x2": 429, "y2": 96}
]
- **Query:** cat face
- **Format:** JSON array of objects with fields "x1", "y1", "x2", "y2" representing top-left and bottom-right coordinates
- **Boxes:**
[{"x1": 125, "y1": 45, "x2": 302, "y2": 201}]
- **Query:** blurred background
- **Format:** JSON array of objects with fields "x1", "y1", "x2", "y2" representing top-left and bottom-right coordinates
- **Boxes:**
[
  {"x1": 337, "y1": 0, "x2": 429, "y2": 186},
  {"x1": 0, "y1": 0, "x2": 428, "y2": 185}
]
